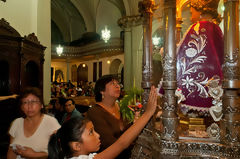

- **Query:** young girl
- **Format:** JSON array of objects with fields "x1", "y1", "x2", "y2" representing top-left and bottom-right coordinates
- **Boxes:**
[{"x1": 48, "y1": 86, "x2": 157, "y2": 159}]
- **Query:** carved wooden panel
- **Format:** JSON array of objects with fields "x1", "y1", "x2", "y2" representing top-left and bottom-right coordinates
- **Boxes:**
[{"x1": 0, "y1": 18, "x2": 45, "y2": 95}]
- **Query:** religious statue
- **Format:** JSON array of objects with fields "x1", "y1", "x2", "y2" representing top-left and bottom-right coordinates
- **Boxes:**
[{"x1": 176, "y1": 0, "x2": 224, "y2": 118}]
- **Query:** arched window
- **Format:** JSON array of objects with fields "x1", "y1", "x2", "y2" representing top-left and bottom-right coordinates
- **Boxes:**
[
  {"x1": 77, "y1": 63, "x2": 88, "y2": 83},
  {"x1": 55, "y1": 69, "x2": 64, "y2": 83},
  {"x1": 109, "y1": 59, "x2": 122, "y2": 75}
]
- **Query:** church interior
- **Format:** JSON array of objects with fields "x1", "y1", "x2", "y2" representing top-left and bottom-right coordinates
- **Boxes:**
[{"x1": 1, "y1": 0, "x2": 240, "y2": 158}]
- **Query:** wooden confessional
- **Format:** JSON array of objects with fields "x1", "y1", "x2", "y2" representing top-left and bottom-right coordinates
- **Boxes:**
[{"x1": 0, "y1": 18, "x2": 45, "y2": 158}]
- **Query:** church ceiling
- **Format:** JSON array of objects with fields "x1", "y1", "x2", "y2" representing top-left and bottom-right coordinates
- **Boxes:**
[
  {"x1": 51, "y1": 0, "x2": 128, "y2": 45},
  {"x1": 50, "y1": 0, "x2": 166, "y2": 61},
  {"x1": 106, "y1": 0, "x2": 126, "y2": 16}
]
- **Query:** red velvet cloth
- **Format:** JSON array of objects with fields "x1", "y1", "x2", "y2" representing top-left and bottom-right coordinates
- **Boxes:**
[{"x1": 176, "y1": 21, "x2": 224, "y2": 112}]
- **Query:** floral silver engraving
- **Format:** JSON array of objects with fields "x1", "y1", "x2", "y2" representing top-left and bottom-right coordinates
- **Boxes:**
[
  {"x1": 208, "y1": 78, "x2": 223, "y2": 121},
  {"x1": 207, "y1": 123, "x2": 220, "y2": 140}
]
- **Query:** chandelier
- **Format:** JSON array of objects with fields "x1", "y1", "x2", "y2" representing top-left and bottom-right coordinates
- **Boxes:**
[
  {"x1": 152, "y1": 35, "x2": 160, "y2": 47},
  {"x1": 56, "y1": 45, "x2": 63, "y2": 56},
  {"x1": 101, "y1": 26, "x2": 111, "y2": 43}
]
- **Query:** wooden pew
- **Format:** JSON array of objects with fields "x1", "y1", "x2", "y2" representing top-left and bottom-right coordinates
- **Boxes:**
[
  {"x1": 69, "y1": 96, "x2": 96, "y2": 106},
  {"x1": 68, "y1": 96, "x2": 96, "y2": 114}
]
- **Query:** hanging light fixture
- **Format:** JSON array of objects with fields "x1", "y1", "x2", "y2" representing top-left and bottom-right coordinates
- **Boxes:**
[
  {"x1": 101, "y1": 26, "x2": 111, "y2": 43},
  {"x1": 152, "y1": 35, "x2": 160, "y2": 47},
  {"x1": 56, "y1": 45, "x2": 63, "y2": 56}
]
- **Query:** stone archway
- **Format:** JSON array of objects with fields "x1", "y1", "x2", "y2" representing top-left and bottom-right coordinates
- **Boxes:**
[
  {"x1": 110, "y1": 59, "x2": 123, "y2": 84},
  {"x1": 109, "y1": 59, "x2": 122, "y2": 75}
]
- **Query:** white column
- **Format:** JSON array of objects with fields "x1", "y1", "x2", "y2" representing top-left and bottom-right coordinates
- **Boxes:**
[
  {"x1": 37, "y1": 0, "x2": 51, "y2": 105},
  {"x1": 132, "y1": 25, "x2": 143, "y2": 89}
]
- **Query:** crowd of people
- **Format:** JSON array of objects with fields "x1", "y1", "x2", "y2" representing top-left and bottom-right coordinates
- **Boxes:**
[
  {"x1": 6, "y1": 75, "x2": 157, "y2": 159},
  {"x1": 51, "y1": 80, "x2": 94, "y2": 98}
]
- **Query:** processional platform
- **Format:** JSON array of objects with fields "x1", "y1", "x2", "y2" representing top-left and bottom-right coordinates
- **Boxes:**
[{"x1": 131, "y1": 126, "x2": 240, "y2": 159}]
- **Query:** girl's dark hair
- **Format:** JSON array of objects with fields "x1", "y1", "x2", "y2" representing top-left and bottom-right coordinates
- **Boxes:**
[
  {"x1": 48, "y1": 117, "x2": 89, "y2": 159},
  {"x1": 94, "y1": 74, "x2": 118, "y2": 102},
  {"x1": 19, "y1": 87, "x2": 45, "y2": 114}
]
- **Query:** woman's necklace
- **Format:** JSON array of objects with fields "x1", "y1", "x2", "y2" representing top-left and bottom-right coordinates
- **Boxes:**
[
  {"x1": 97, "y1": 102, "x2": 120, "y2": 119},
  {"x1": 97, "y1": 102, "x2": 124, "y2": 130}
]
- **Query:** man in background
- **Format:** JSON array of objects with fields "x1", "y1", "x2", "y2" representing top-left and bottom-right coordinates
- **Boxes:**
[{"x1": 61, "y1": 98, "x2": 83, "y2": 124}]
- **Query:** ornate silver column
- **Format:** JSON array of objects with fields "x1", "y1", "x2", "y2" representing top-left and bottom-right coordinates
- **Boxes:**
[
  {"x1": 139, "y1": 0, "x2": 157, "y2": 107},
  {"x1": 221, "y1": 0, "x2": 240, "y2": 146},
  {"x1": 130, "y1": 1, "x2": 157, "y2": 158},
  {"x1": 161, "y1": 0, "x2": 178, "y2": 141}
]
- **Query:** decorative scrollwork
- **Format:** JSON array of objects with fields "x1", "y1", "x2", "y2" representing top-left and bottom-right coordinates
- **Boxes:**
[
  {"x1": 156, "y1": 140, "x2": 240, "y2": 158},
  {"x1": 223, "y1": 48, "x2": 240, "y2": 80},
  {"x1": 162, "y1": 124, "x2": 177, "y2": 140},
  {"x1": 118, "y1": 15, "x2": 143, "y2": 28},
  {"x1": 130, "y1": 128, "x2": 154, "y2": 159},
  {"x1": 207, "y1": 123, "x2": 220, "y2": 140},
  {"x1": 225, "y1": 133, "x2": 239, "y2": 143},
  {"x1": 226, "y1": 105, "x2": 240, "y2": 113},
  {"x1": 162, "y1": 102, "x2": 176, "y2": 111},
  {"x1": 163, "y1": 54, "x2": 176, "y2": 81},
  {"x1": 224, "y1": 122, "x2": 240, "y2": 142},
  {"x1": 40, "y1": 57, "x2": 45, "y2": 64},
  {"x1": 24, "y1": 33, "x2": 40, "y2": 45},
  {"x1": 141, "y1": 90, "x2": 150, "y2": 107},
  {"x1": 138, "y1": 0, "x2": 158, "y2": 15},
  {"x1": 142, "y1": 65, "x2": 153, "y2": 82}
]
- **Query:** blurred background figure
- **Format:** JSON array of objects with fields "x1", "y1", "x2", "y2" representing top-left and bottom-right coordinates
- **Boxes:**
[
  {"x1": 7, "y1": 87, "x2": 60, "y2": 159},
  {"x1": 61, "y1": 98, "x2": 83, "y2": 124},
  {"x1": 46, "y1": 97, "x2": 65, "y2": 124}
]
